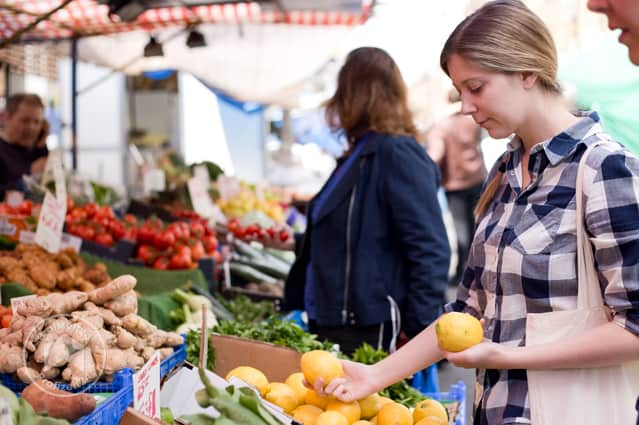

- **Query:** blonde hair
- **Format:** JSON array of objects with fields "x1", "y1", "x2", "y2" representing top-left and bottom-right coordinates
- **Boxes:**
[{"x1": 440, "y1": 0, "x2": 561, "y2": 219}]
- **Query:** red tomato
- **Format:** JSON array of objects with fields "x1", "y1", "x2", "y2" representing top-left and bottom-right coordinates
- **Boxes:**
[
  {"x1": 245, "y1": 224, "x2": 260, "y2": 237},
  {"x1": 202, "y1": 235, "x2": 218, "y2": 253},
  {"x1": 153, "y1": 257, "x2": 170, "y2": 270},
  {"x1": 66, "y1": 198, "x2": 75, "y2": 211},
  {"x1": 108, "y1": 221, "x2": 125, "y2": 240},
  {"x1": 189, "y1": 221, "x2": 205, "y2": 238},
  {"x1": 18, "y1": 200, "x2": 33, "y2": 216},
  {"x1": 95, "y1": 233, "x2": 114, "y2": 247},
  {"x1": 122, "y1": 227, "x2": 138, "y2": 241},
  {"x1": 169, "y1": 252, "x2": 192, "y2": 269},
  {"x1": 190, "y1": 241, "x2": 205, "y2": 261},
  {"x1": 70, "y1": 208, "x2": 88, "y2": 222},
  {"x1": 123, "y1": 214, "x2": 137, "y2": 225},
  {"x1": 279, "y1": 229, "x2": 290, "y2": 242},
  {"x1": 85, "y1": 203, "x2": 99, "y2": 218},
  {"x1": 137, "y1": 244, "x2": 155, "y2": 264},
  {"x1": 212, "y1": 251, "x2": 222, "y2": 265},
  {"x1": 266, "y1": 227, "x2": 276, "y2": 239},
  {"x1": 137, "y1": 225, "x2": 155, "y2": 245},
  {"x1": 77, "y1": 226, "x2": 96, "y2": 241},
  {"x1": 227, "y1": 218, "x2": 240, "y2": 232},
  {"x1": 153, "y1": 230, "x2": 176, "y2": 251}
]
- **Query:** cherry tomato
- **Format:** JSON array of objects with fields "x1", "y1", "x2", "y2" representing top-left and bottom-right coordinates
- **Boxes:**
[
  {"x1": 153, "y1": 257, "x2": 170, "y2": 270},
  {"x1": 95, "y1": 233, "x2": 114, "y2": 247},
  {"x1": 279, "y1": 229, "x2": 290, "y2": 242},
  {"x1": 153, "y1": 230, "x2": 176, "y2": 251}
]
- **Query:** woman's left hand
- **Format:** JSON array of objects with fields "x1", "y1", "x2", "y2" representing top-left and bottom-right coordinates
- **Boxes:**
[{"x1": 443, "y1": 341, "x2": 513, "y2": 369}]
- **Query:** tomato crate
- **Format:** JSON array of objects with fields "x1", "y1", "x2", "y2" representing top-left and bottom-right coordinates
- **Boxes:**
[
  {"x1": 75, "y1": 383, "x2": 134, "y2": 425},
  {"x1": 423, "y1": 380, "x2": 466, "y2": 425}
]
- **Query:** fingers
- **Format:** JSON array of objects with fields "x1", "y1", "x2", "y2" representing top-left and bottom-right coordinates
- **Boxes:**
[
  {"x1": 324, "y1": 377, "x2": 348, "y2": 394},
  {"x1": 313, "y1": 377, "x2": 325, "y2": 395}
]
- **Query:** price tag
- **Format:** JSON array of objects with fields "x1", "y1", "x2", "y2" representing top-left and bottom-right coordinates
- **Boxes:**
[
  {"x1": 4, "y1": 190, "x2": 24, "y2": 208},
  {"x1": 193, "y1": 165, "x2": 210, "y2": 186},
  {"x1": 34, "y1": 191, "x2": 67, "y2": 253},
  {"x1": 217, "y1": 175, "x2": 240, "y2": 201},
  {"x1": 53, "y1": 163, "x2": 66, "y2": 204},
  {"x1": 133, "y1": 351, "x2": 161, "y2": 420},
  {"x1": 143, "y1": 168, "x2": 166, "y2": 193},
  {"x1": 11, "y1": 294, "x2": 36, "y2": 314},
  {"x1": 19, "y1": 230, "x2": 35, "y2": 244},
  {"x1": 0, "y1": 396, "x2": 13, "y2": 425},
  {"x1": 0, "y1": 217, "x2": 16, "y2": 237},
  {"x1": 187, "y1": 177, "x2": 215, "y2": 218},
  {"x1": 60, "y1": 232, "x2": 82, "y2": 252}
]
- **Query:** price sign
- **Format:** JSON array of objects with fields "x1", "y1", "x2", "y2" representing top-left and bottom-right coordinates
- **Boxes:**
[
  {"x1": 193, "y1": 165, "x2": 210, "y2": 185},
  {"x1": 187, "y1": 177, "x2": 215, "y2": 218},
  {"x1": 143, "y1": 168, "x2": 166, "y2": 193},
  {"x1": 4, "y1": 191, "x2": 23, "y2": 208},
  {"x1": 60, "y1": 232, "x2": 82, "y2": 252},
  {"x1": 34, "y1": 191, "x2": 67, "y2": 253},
  {"x1": 133, "y1": 351, "x2": 161, "y2": 420},
  {"x1": 0, "y1": 396, "x2": 13, "y2": 425}
]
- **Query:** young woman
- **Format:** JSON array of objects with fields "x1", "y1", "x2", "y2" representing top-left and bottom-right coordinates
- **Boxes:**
[
  {"x1": 318, "y1": 1, "x2": 639, "y2": 424},
  {"x1": 273, "y1": 47, "x2": 450, "y2": 355}
]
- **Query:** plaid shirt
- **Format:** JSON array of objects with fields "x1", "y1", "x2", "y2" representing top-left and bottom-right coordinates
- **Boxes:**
[{"x1": 446, "y1": 111, "x2": 639, "y2": 424}]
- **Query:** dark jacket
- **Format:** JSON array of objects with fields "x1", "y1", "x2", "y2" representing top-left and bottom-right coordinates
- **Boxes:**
[
  {"x1": 283, "y1": 132, "x2": 450, "y2": 337},
  {"x1": 0, "y1": 137, "x2": 48, "y2": 198}
]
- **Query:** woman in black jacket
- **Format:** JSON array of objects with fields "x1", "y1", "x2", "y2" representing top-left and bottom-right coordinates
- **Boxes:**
[{"x1": 271, "y1": 47, "x2": 450, "y2": 355}]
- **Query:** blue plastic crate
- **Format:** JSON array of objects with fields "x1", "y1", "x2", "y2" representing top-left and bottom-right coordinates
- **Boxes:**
[
  {"x1": 424, "y1": 380, "x2": 466, "y2": 425},
  {"x1": 75, "y1": 384, "x2": 133, "y2": 425},
  {"x1": 411, "y1": 363, "x2": 440, "y2": 394},
  {"x1": 0, "y1": 342, "x2": 185, "y2": 394},
  {"x1": 0, "y1": 367, "x2": 134, "y2": 394}
]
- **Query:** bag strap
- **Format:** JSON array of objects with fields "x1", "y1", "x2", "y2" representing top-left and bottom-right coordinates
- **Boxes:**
[{"x1": 575, "y1": 142, "x2": 604, "y2": 309}]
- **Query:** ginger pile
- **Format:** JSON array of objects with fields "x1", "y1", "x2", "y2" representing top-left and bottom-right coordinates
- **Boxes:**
[
  {"x1": 0, "y1": 274, "x2": 183, "y2": 388},
  {"x1": 0, "y1": 243, "x2": 111, "y2": 295}
]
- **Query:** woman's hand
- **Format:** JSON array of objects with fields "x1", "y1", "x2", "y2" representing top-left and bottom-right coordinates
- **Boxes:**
[
  {"x1": 313, "y1": 360, "x2": 380, "y2": 403},
  {"x1": 443, "y1": 341, "x2": 514, "y2": 369}
]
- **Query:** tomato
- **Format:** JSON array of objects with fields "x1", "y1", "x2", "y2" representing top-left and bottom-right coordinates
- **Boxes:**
[
  {"x1": 153, "y1": 230, "x2": 176, "y2": 251},
  {"x1": 245, "y1": 224, "x2": 260, "y2": 237},
  {"x1": 189, "y1": 240, "x2": 205, "y2": 261},
  {"x1": 85, "y1": 203, "x2": 99, "y2": 218},
  {"x1": 227, "y1": 218, "x2": 240, "y2": 232},
  {"x1": 137, "y1": 225, "x2": 155, "y2": 245},
  {"x1": 108, "y1": 221, "x2": 125, "y2": 240},
  {"x1": 18, "y1": 200, "x2": 33, "y2": 216},
  {"x1": 189, "y1": 221, "x2": 205, "y2": 238},
  {"x1": 77, "y1": 225, "x2": 96, "y2": 241},
  {"x1": 202, "y1": 235, "x2": 218, "y2": 253},
  {"x1": 122, "y1": 227, "x2": 138, "y2": 241},
  {"x1": 95, "y1": 233, "x2": 114, "y2": 247},
  {"x1": 137, "y1": 244, "x2": 156, "y2": 265},
  {"x1": 1, "y1": 315, "x2": 11, "y2": 328},
  {"x1": 266, "y1": 227, "x2": 276, "y2": 239},
  {"x1": 66, "y1": 198, "x2": 75, "y2": 211},
  {"x1": 212, "y1": 250, "x2": 222, "y2": 265},
  {"x1": 169, "y1": 252, "x2": 192, "y2": 269},
  {"x1": 123, "y1": 214, "x2": 137, "y2": 225},
  {"x1": 279, "y1": 229, "x2": 290, "y2": 242},
  {"x1": 70, "y1": 208, "x2": 88, "y2": 222},
  {"x1": 153, "y1": 257, "x2": 170, "y2": 270}
]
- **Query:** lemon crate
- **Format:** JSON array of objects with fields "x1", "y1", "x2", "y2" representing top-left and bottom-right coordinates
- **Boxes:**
[
  {"x1": 423, "y1": 380, "x2": 466, "y2": 425},
  {"x1": 0, "y1": 342, "x2": 186, "y2": 394}
]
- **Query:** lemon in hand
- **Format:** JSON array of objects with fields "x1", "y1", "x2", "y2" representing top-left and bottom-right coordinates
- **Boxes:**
[{"x1": 436, "y1": 312, "x2": 483, "y2": 352}]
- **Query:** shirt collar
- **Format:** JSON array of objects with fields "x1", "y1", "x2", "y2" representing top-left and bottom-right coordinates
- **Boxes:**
[{"x1": 506, "y1": 111, "x2": 603, "y2": 166}]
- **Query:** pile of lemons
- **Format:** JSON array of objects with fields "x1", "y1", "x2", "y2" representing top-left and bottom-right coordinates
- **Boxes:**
[{"x1": 225, "y1": 350, "x2": 449, "y2": 425}]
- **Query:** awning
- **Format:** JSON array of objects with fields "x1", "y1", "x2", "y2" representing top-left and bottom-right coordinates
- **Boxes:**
[{"x1": 0, "y1": 0, "x2": 373, "y2": 42}]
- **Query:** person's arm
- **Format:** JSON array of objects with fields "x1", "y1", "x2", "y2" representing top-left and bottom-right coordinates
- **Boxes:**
[
  {"x1": 446, "y1": 143, "x2": 639, "y2": 370},
  {"x1": 382, "y1": 140, "x2": 450, "y2": 337}
]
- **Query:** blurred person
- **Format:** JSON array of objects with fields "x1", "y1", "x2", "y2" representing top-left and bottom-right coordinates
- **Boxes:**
[
  {"x1": 426, "y1": 92, "x2": 486, "y2": 284},
  {"x1": 317, "y1": 2, "x2": 639, "y2": 424},
  {"x1": 588, "y1": 0, "x2": 639, "y2": 64},
  {"x1": 0, "y1": 93, "x2": 49, "y2": 198},
  {"x1": 263, "y1": 47, "x2": 451, "y2": 355}
]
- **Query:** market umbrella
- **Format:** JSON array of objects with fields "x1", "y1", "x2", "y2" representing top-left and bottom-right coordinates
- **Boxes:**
[{"x1": 559, "y1": 33, "x2": 639, "y2": 155}]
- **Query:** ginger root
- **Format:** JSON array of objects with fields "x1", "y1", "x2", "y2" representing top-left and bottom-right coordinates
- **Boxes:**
[
  {"x1": 62, "y1": 347, "x2": 98, "y2": 388},
  {"x1": 89, "y1": 274, "x2": 136, "y2": 305},
  {"x1": 104, "y1": 290, "x2": 137, "y2": 316},
  {"x1": 122, "y1": 314, "x2": 156, "y2": 337},
  {"x1": 45, "y1": 291, "x2": 89, "y2": 314}
]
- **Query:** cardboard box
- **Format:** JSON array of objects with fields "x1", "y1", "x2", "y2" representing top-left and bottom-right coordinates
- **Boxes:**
[
  {"x1": 119, "y1": 407, "x2": 165, "y2": 425},
  {"x1": 211, "y1": 334, "x2": 303, "y2": 383}
]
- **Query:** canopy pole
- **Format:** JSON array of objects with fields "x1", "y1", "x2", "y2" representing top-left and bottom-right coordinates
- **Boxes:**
[{"x1": 71, "y1": 37, "x2": 78, "y2": 170}]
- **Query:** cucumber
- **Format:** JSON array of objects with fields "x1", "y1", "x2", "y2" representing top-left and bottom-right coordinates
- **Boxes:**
[
  {"x1": 229, "y1": 263, "x2": 278, "y2": 284},
  {"x1": 263, "y1": 248, "x2": 295, "y2": 265},
  {"x1": 233, "y1": 258, "x2": 289, "y2": 280}
]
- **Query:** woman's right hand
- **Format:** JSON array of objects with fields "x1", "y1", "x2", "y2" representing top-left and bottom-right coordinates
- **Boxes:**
[{"x1": 315, "y1": 360, "x2": 379, "y2": 403}]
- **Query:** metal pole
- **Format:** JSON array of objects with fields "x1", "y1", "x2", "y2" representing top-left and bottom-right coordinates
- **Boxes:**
[{"x1": 71, "y1": 37, "x2": 78, "y2": 170}]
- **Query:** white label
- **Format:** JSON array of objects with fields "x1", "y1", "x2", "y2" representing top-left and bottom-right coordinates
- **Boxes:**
[
  {"x1": 5, "y1": 191, "x2": 23, "y2": 208},
  {"x1": 133, "y1": 351, "x2": 161, "y2": 420},
  {"x1": 11, "y1": 294, "x2": 36, "y2": 313},
  {"x1": 0, "y1": 397, "x2": 13, "y2": 425},
  {"x1": 0, "y1": 217, "x2": 16, "y2": 236},
  {"x1": 35, "y1": 191, "x2": 67, "y2": 253},
  {"x1": 194, "y1": 165, "x2": 210, "y2": 186},
  {"x1": 143, "y1": 168, "x2": 166, "y2": 193},
  {"x1": 18, "y1": 230, "x2": 35, "y2": 244},
  {"x1": 217, "y1": 175, "x2": 240, "y2": 201},
  {"x1": 187, "y1": 177, "x2": 215, "y2": 218},
  {"x1": 60, "y1": 232, "x2": 82, "y2": 252},
  {"x1": 53, "y1": 163, "x2": 66, "y2": 204}
]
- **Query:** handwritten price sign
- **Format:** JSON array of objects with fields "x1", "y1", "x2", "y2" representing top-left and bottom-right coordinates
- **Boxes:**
[
  {"x1": 35, "y1": 191, "x2": 67, "y2": 253},
  {"x1": 133, "y1": 351, "x2": 161, "y2": 419},
  {"x1": 187, "y1": 177, "x2": 215, "y2": 218}
]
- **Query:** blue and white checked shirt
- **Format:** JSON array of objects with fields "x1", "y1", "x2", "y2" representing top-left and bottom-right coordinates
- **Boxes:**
[{"x1": 446, "y1": 111, "x2": 639, "y2": 424}]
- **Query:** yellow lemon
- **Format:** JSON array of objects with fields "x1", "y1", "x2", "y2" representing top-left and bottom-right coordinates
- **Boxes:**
[
  {"x1": 414, "y1": 417, "x2": 448, "y2": 425},
  {"x1": 306, "y1": 389, "x2": 332, "y2": 409},
  {"x1": 301, "y1": 350, "x2": 344, "y2": 386},
  {"x1": 326, "y1": 399, "x2": 361, "y2": 424},
  {"x1": 357, "y1": 393, "x2": 381, "y2": 419},
  {"x1": 413, "y1": 399, "x2": 448, "y2": 423},
  {"x1": 370, "y1": 416, "x2": 378, "y2": 425},
  {"x1": 352, "y1": 421, "x2": 373, "y2": 425},
  {"x1": 292, "y1": 404, "x2": 324, "y2": 425},
  {"x1": 225, "y1": 366, "x2": 268, "y2": 395},
  {"x1": 286, "y1": 372, "x2": 310, "y2": 404},
  {"x1": 378, "y1": 397, "x2": 393, "y2": 407},
  {"x1": 435, "y1": 312, "x2": 483, "y2": 352},
  {"x1": 316, "y1": 411, "x2": 349, "y2": 425},
  {"x1": 264, "y1": 382, "x2": 299, "y2": 413},
  {"x1": 375, "y1": 403, "x2": 411, "y2": 425}
]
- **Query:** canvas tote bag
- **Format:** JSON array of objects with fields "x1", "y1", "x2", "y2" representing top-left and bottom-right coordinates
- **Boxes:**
[{"x1": 526, "y1": 142, "x2": 639, "y2": 425}]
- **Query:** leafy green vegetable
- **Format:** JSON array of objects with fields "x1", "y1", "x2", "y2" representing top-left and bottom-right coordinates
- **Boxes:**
[
  {"x1": 351, "y1": 343, "x2": 426, "y2": 407},
  {"x1": 186, "y1": 329, "x2": 215, "y2": 370},
  {"x1": 216, "y1": 295, "x2": 276, "y2": 324}
]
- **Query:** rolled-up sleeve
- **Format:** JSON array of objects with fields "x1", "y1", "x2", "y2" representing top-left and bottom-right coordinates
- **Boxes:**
[{"x1": 585, "y1": 144, "x2": 639, "y2": 335}]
